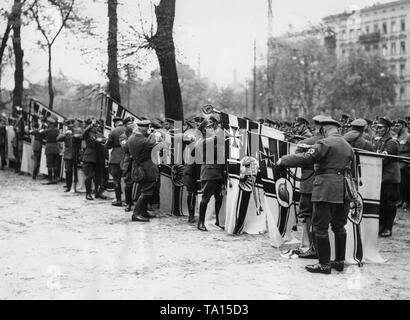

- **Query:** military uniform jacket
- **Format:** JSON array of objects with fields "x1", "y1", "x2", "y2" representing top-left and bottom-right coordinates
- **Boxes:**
[
  {"x1": 82, "y1": 125, "x2": 98, "y2": 163},
  {"x1": 105, "y1": 125, "x2": 126, "y2": 165},
  {"x1": 396, "y1": 130, "x2": 410, "y2": 169},
  {"x1": 119, "y1": 132, "x2": 132, "y2": 173},
  {"x1": 374, "y1": 132, "x2": 401, "y2": 184},
  {"x1": 280, "y1": 132, "x2": 353, "y2": 203},
  {"x1": 128, "y1": 132, "x2": 159, "y2": 182},
  {"x1": 296, "y1": 134, "x2": 323, "y2": 194},
  {"x1": 40, "y1": 127, "x2": 60, "y2": 155},
  {"x1": 196, "y1": 133, "x2": 225, "y2": 181},
  {"x1": 30, "y1": 130, "x2": 43, "y2": 153},
  {"x1": 57, "y1": 133, "x2": 74, "y2": 160},
  {"x1": 343, "y1": 130, "x2": 374, "y2": 151}
]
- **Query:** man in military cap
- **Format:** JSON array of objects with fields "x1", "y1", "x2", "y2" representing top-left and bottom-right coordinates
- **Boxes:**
[
  {"x1": 374, "y1": 117, "x2": 400, "y2": 237},
  {"x1": 104, "y1": 116, "x2": 126, "y2": 206},
  {"x1": 40, "y1": 116, "x2": 61, "y2": 184},
  {"x1": 277, "y1": 116, "x2": 353, "y2": 274},
  {"x1": 94, "y1": 119, "x2": 108, "y2": 199},
  {"x1": 392, "y1": 119, "x2": 410, "y2": 209},
  {"x1": 120, "y1": 118, "x2": 136, "y2": 212},
  {"x1": 57, "y1": 119, "x2": 76, "y2": 191},
  {"x1": 343, "y1": 118, "x2": 374, "y2": 151},
  {"x1": 128, "y1": 120, "x2": 160, "y2": 222},
  {"x1": 195, "y1": 117, "x2": 225, "y2": 231},
  {"x1": 295, "y1": 115, "x2": 327, "y2": 259},
  {"x1": 82, "y1": 117, "x2": 103, "y2": 200}
]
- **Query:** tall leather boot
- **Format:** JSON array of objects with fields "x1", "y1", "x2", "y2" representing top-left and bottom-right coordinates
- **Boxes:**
[
  {"x1": 187, "y1": 192, "x2": 196, "y2": 223},
  {"x1": 112, "y1": 186, "x2": 122, "y2": 206},
  {"x1": 65, "y1": 170, "x2": 72, "y2": 192},
  {"x1": 305, "y1": 234, "x2": 331, "y2": 274},
  {"x1": 197, "y1": 201, "x2": 208, "y2": 231},
  {"x1": 214, "y1": 195, "x2": 223, "y2": 228},
  {"x1": 85, "y1": 178, "x2": 93, "y2": 200},
  {"x1": 299, "y1": 229, "x2": 317, "y2": 259},
  {"x1": 124, "y1": 184, "x2": 133, "y2": 211},
  {"x1": 331, "y1": 232, "x2": 346, "y2": 271},
  {"x1": 53, "y1": 167, "x2": 59, "y2": 183},
  {"x1": 132, "y1": 194, "x2": 149, "y2": 222}
]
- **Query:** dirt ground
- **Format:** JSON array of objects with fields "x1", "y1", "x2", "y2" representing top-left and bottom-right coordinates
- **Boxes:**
[{"x1": 0, "y1": 169, "x2": 409, "y2": 300}]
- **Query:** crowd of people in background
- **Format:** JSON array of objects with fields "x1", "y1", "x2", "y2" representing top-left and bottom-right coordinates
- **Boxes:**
[{"x1": 0, "y1": 109, "x2": 408, "y2": 243}]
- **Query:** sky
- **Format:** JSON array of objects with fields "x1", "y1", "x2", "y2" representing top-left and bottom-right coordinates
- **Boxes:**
[{"x1": 0, "y1": 0, "x2": 395, "y2": 89}]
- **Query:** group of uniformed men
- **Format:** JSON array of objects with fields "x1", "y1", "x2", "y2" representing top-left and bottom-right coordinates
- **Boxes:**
[{"x1": 1, "y1": 110, "x2": 408, "y2": 275}]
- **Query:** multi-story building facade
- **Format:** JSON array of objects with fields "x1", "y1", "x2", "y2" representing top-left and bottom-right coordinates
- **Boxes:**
[{"x1": 323, "y1": 0, "x2": 410, "y2": 107}]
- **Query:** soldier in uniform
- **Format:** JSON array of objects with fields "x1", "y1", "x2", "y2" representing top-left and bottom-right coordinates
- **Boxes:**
[
  {"x1": 277, "y1": 116, "x2": 353, "y2": 274},
  {"x1": 82, "y1": 118, "x2": 103, "y2": 200},
  {"x1": 195, "y1": 117, "x2": 225, "y2": 231},
  {"x1": 105, "y1": 116, "x2": 126, "y2": 206},
  {"x1": 182, "y1": 117, "x2": 202, "y2": 223},
  {"x1": 120, "y1": 117, "x2": 136, "y2": 212},
  {"x1": 29, "y1": 120, "x2": 44, "y2": 180},
  {"x1": 392, "y1": 119, "x2": 410, "y2": 209},
  {"x1": 128, "y1": 120, "x2": 160, "y2": 222},
  {"x1": 13, "y1": 107, "x2": 25, "y2": 173},
  {"x1": 40, "y1": 116, "x2": 61, "y2": 184},
  {"x1": 374, "y1": 117, "x2": 401, "y2": 237},
  {"x1": 94, "y1": 120, "x2": 108, "y2": 200},
  {"x1": 57, "y1": 119, "x2": 76, "y2": 191},
  {"x1": 295, "y1": 115, "x2": 326, "y2": 259},
  {"x1": 343, "y1": 118, "x2": 374, "y2": 151}
]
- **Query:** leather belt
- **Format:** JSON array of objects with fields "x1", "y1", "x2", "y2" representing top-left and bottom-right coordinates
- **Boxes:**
[{"x1": 315, "y1": 168, "x2": 350, "y2": 175}]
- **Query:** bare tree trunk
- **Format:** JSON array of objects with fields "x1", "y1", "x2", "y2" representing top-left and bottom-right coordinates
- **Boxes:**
[
  {"x1": 150, "y1": 0, "x2": 183, "y2": 121},
  {"x1": 107, "y1": 0, "x2": 121, "y2": 103},
  {"x1": 11, "y1": 0, "x2": 23, "y2": 117},
  {"x1": 48, "y1": 45, "x2": 54, "y2": 109},
  {"x1": 0, "y1": 24, "x2": 12, "y2": 103}
]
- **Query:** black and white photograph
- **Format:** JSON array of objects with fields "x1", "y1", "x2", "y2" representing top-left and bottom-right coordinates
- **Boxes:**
[{"x1": 0, "y1": 0, "x2": 410, "y2": 302}]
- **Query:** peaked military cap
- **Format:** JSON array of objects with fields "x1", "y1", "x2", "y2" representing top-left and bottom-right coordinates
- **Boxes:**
[
  {"x1": 396, "y1": 119, "x2": 407, "y2": 126},
  {"x1": 377, "y1": 116, "x2": 392, "y2": 127},
  {"x1": 319, "y1": 116, "x2": 341, "y2": 127},
  {"x1": 351, "y1": 118, "x2": 367, "y2": 128},
  {"x1": 312, "y1": 115, "x2": 328, "y2": 124}
]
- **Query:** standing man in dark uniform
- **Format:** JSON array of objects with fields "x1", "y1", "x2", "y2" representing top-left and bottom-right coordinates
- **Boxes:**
[
  {"x1": 82, "y1": 118, "x2": 101, "y2": 200},
  {"x1": 128, "y1": 120, "x2": 160, "y2": 222},
  {"x1": 40, "y1": 117, "x2": 61, "y2": 184},
  {"x1": 13, "y1": 108, "x2": 25, "y2": 173},
  {"x1": 94, "y1": 120, "x2": 108, "y2": 200},
  {"x1": 343, "y1": 118, "x2": 374, "y2": 151},
  {"x1": 29, "y1": 120, "x2": 43, "y2": 179},
  {"x1": 392, "y1": 119, "x2": 410, "y2": 209},
  {"x1": 195, "y1": 117, "x2": 225, "y2": 231},
  {"x1": 295, "y1": 115, "x2": 326, "y2": 259},
  {"x1": 182, "y1": 119, "x2": 202, "y2": 223},
  {"x1": 374, "y1": 117, "x2": 400, "y2": 237},
  {"x1": 57, "y1": 119, "x2": 76, "y2": 192},
  {"x1": 277, "y1": 117, "x2": 353, "y2": 274},
  {"x1": 120, "y1": 117, "x2": 136, "y2": 212},
  {"x1": 105, "y1": 117, "x2": 126, "y2": 206}
]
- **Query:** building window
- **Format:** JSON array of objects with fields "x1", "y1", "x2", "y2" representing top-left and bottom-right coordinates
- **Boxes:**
[
  {"x1": 341, "y1": 30, "x2": 346, "y2": 40},
  {"x1": 382, "y1": 43, "x2": 388, "y2": 56},
  {"x1": 400, "y1": 64, "x2": 406, "y2": 77},
  {"x1": 400, "y1": 86, "x2": 405, "y2": 100},
  {"x1": 391, "y1": 64, "x2": 397, "y2": 75},
  {"x1": 373, "y1": 44, "x2": 379, "y2": 50},
  {"x1": 342, "y1": 49, "x2": 346, "y2": 57},
  {"x1": 392, "y1": 21, "x2": 397, "y2": 32},
  {"x1": 401, "y1": 19, "x2": 406, "y2": 31},
  {"x1": 365, "y1": 45, "x2": 370, "y2": 52},
  {"x1": 349, "y1": 29, "x2": 354, "y2": 39},
  {"x1": 357, "y1": 28, "x2": 362, "y2": 35},
  {"x1": 374, "y1": 24, "x2": 379, "y2": 32},
  {"x1": 383, "y1": 22, "x2": 387, "y2": 34},
  {"x1": 391, "y1": 42, "x2": 397, "y2": 55},
  {"x1": 401, "y1": 41, "x2": 406, "y2": 54},
  {"x1": 365, "y1": 25, "x2": 370, "y2": 33}
]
